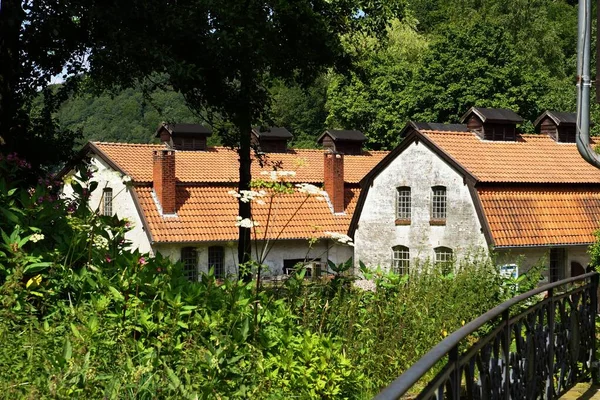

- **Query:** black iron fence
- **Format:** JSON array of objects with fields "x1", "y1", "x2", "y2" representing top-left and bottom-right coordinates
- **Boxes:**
[{"x1": 375, "y1": 272, "x2": 599, "y2": 400}]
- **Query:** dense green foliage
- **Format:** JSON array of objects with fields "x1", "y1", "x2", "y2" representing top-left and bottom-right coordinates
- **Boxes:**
[
  {"x1": 0, "y1": 156, "x2": 542, "y2": 398},
  {"x1": 48, "y1": 0, "x2": 590, "y2": 151}
]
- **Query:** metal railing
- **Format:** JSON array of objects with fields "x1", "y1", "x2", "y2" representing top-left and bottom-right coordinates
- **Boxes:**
[{"x1": 375, "y1": 272, "x2": 599, "y2": 400}]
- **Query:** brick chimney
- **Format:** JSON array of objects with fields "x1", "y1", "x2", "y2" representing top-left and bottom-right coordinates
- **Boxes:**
[
  {"x1": 153, "y1": 150, "x2": 176, "y2": 214},
  {"x1": 324, "y1": 151, "x2": 345, "y2": 213}
]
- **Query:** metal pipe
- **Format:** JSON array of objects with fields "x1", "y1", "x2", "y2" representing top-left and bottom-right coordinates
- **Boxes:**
[{"x1": 576, "y1": 0, "x2": 600, "y2": 167}]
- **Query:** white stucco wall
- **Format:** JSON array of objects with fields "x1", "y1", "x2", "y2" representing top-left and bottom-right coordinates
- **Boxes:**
[
  {"x1": 354, "y1": 140, "x2": 488, "y2": 271},
  {"x1": 62, "y1": 156, "x2": 153, "y2": 254},
  {"x1": 154, "y1": 239, "x2": 354, "y2": 279},
  {"x1": 495, "y1": 245, "x2": 591, "y2": 283}
]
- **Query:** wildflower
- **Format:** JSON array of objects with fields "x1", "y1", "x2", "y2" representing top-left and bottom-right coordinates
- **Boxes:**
[
  {"x1": 353, "y1": 279, "x2": 376, "y2": 292},
  {"x1": 93, "y1": 235, "x2": 110, "y2": 250},
  {"x1": 29, "y1": 233, "x2": 45, "y2": 243},
  {"x1": 235, "y1": 216, "x2": 259, "y2": 228},
  {"x1": 27, "y1": 187, "x2": 35, "y2": 197},
  {"x1": 105, "y1": 255, "x2": 112, "y2": 263},
  {"x1": 296, "y1": 183, "x2": 326, "y2": 196},
  {"x1": 228, "y1": 190, "x2": 241, "y2": 198},
  {"x1": 139, "y1": 257, "x2": 147, "y2": 266},
  {"x1": 325, "y1": 231, "x2": 354, "y2": 246},
  {"x1": 256, "y1": 199, "x2": 266, "y2": 206},
  {"x1": 121, "y1": 175, "x2": 132, "y2": 184}
]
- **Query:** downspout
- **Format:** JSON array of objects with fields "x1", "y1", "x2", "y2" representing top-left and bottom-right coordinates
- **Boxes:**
[{"x1": 576, "y1": 0, "x2": 600, "y2": 167}]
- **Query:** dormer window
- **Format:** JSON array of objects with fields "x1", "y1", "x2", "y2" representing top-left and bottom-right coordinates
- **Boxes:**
[
  {"x1": 460, "y1": 107, "x2": 523, "y2": 141},
  {"x1": 534, "y1": 111, "x2": 579, "y2": 143},
  {"x1": 317, "y1": 130, "x2": 366, "y2": 155},
  {"x1": 155, "y1": 123, "x2": 212, "y2": 151}
]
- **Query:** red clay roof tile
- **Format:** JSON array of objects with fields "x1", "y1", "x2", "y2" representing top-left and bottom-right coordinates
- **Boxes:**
[
  {"x1": 478, "y1": 187, "x2": 600, "y2": 247},
  {"x1": 421, "y1": 131, "x2": 600, "y2": 183}
]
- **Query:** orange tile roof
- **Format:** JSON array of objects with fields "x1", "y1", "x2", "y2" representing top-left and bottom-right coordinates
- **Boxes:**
[
  {"x1": 478, "y1": 187, "x2": 600, "y2": 247},
  {"x1": 421, "y1": 131, "x2": 600, "y2": 183},
  {"x1": 93, "y1": 142, "x2": 387, "y2": 184},
  {"x1": 135, "y1": 186, "x2": 359, "y2": 243}
]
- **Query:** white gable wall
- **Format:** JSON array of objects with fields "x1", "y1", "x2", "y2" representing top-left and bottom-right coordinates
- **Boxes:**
[
  {"x1": 354, "y1": 140, "x2": 488, "y2": 270},
  {"x1": 62, "y1": 156, "x2": 153, "y2": 254}
]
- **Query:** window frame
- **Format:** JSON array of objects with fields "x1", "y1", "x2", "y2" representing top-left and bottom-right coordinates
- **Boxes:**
[
  {"x1": 434, "y1": 246, "x2": 453, "y2": 274},
  {"x1": 550, "y1": 248, "x2": 566, "y2": 282},
  {"x1": 392, "y1": 245, "x2": 410, "y2": 275},
  {"x1": 102, "y1": 188, "x2": 113, "y2": 216},
  {"x1": 180, "y1": 247, "x2": 198, "y2": 281},
  {"x1": 208, "y1": 246, "x2": 225, "y2": 278},
  {"x1": 395, "y1": 187, "x2": 411, "y2": 224},
  {"x1": 431, "y1": 186, "x2": 447, "y2": 224}
]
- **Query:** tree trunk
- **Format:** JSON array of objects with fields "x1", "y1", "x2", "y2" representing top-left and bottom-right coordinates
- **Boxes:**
[
  {"x1": 237, "y1": 83, "x2": 253, "y2": 281},
  {"x1": 0, "y1": 0, "x2": 24, "y2": 143}
]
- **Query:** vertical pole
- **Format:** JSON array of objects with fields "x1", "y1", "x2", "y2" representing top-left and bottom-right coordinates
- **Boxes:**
[
  {"x1": 591, "y1": 273, "x2": 599, "y2": 384},
  {"x1": 548, "y1": 288, "x2": 555, "y2": 399},
  {"x1": 596, "y1": 0, "x2": 600, "y2": 103},
  {"x1": 449, "y1": 346, "x2": 460, "y2": 399},
  {"x1": 503, "y1": 309, "x2": 510, "y2": 400}
]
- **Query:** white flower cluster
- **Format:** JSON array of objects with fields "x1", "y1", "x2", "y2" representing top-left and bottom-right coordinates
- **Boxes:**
[
  {"x1": 325, "y1": 231, "x2": 354, "y2": 247},
  {"x1": 93, "y1": 235, "x2": 110, "y2": 250},
  {"x1": 121, "y1": 175, "x2": 132, "y2": 184},
  {"x1": 296, "y1": 183, "x2": 327, "y2": 196},
  {"x1": 29, "y1": 233, "x2": 45, "y2": 243},
  {"x1": 260, "y1": 170, "x2": 297, "y2": 181},
  {"x1": 228, "y1": 189, "x2": 266, "y2": 204},
  {"x1": 235, "y1": 217, "x2": 259, "y2": 228},
  {"x1": 353, "y1": 279, "x2": 377, "y2": 292}
]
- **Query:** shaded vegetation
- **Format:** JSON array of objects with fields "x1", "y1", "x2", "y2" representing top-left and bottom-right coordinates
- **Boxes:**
[{"x1": 0, "y1": 156, "x2": 541, "y2": 398}]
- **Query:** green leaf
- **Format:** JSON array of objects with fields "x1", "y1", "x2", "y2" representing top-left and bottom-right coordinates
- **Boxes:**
[
  {"x1": 63, "y1": 338, "x2": 72, "y2": 361},
  {"x1": 24, "y1": 262, "x2": 53, "y2": 274},
  {"x1": 108, "y1": 286, "x2": 124, "y2": 301}
]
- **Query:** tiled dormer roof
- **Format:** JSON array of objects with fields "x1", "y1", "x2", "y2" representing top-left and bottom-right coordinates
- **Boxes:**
[{"x1": 92, "y1": 142, "x2": 386, "y2": 184}]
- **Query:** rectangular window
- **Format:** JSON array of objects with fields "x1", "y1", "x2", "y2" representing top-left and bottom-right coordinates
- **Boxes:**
[
  {"x1": 392, "y1": 246, "x2": 410, "y2": 275},
  {"x1": 102, "y1": 188, "x2": 113, "y2": 216},
  {"x1": 550, "y1": 248, "x2": 566, "y2": 282},
  {"x1": 180, "y1": 247, "x2": 198, "y2": 281},
  {"x1": 396, "y1": 187, "x2": 411, "y2": 221},
  {"x1": 431, "y1": 186, "x2": 447, "y2": 221},
  {"x1": 208, "y1": 246, "x2": 225, "y2": 278},
  {"x1": 435, "y1": 247, "x2": 453, "y2": 275}
]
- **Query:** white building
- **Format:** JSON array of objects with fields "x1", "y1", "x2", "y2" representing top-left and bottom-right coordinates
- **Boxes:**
[
  {"x1": 351, "y1": 108, "x2": 600, "y2": 281},
  {"x1": 64, "y1": 123, "x2": 386, "y2": 279}
]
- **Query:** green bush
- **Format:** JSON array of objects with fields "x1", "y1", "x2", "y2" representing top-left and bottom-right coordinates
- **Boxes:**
[{"x1": 0, "y1": 154, "x2": 536, "y2": 398}]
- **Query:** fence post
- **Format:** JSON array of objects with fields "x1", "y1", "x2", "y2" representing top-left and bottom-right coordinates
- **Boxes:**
[
  {"x1": 548, "y1": 287, "x2": 555, "y2": 399},
  {"x1": 449, "y1": 345, "x2": 460, "y2": 399},
  {"x1": 502, "y1": 309, "x2": 510, "y2": 400},
  {"x1": 592, "y1": 273, "x2": 599, "y2": 384}
]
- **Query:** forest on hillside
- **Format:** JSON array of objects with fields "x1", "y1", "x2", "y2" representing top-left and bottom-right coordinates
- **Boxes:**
[{"x1": 55, "y1": 0, "x2": 592, "y2": 151}]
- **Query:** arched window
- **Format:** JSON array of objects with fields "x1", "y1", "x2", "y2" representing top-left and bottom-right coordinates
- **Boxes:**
[
  {"x1": 431, "y1": 186, "x2": 447, "y2": 221},
  {"x1": 434, "y1": 246, "x2": 453, "y2": 274},
  {"x1": 180, "y1": 247, "x2": 198, "y2": 281},
  {"x1": 396, "y1": 187, "x2": 411, "y2": 221},
  {"x1": 102, "y1": 188, "x2": 113, "y2": 216},
  {"x1": 392, "y1": 245, "x2": 410, "y2": 275},
  {"x1": 208, "y1": 246, "x2": 225, "y2": 278}
]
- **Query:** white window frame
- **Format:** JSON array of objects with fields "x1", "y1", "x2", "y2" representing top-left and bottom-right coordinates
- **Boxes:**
[
  {"x1": 431, "y1": 186, "x2": 447, "y2": 220},
  {"x1": 392, "y1": 246, "x2": 410, "y2": 275},
  {"x1": 434, "y1": 246, "x2": 453, "y2": 274},
  {"x1": 102, "y1": 188, "x2": 113, "y2": 216},
  {"x1": 396, "y1": 187, "x2": 411, "y2": 220}
]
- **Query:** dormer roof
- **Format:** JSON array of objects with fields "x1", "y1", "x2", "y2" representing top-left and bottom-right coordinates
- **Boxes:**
[
  {"x1": 533, "y1": 111, "x2": 577, "y2": 128},
  {"x1": 251, "y1": 127, "x2": 293, "y2": 139},
  {"x1": 460, "y1": 107, "x2": 524, "y2": 124},
  {"x1": 155, "y1": 123, "x2": 212, "y2": 138},
  {"x1": 317, "y1": 130, "x2": 367, "y2": 143}
]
